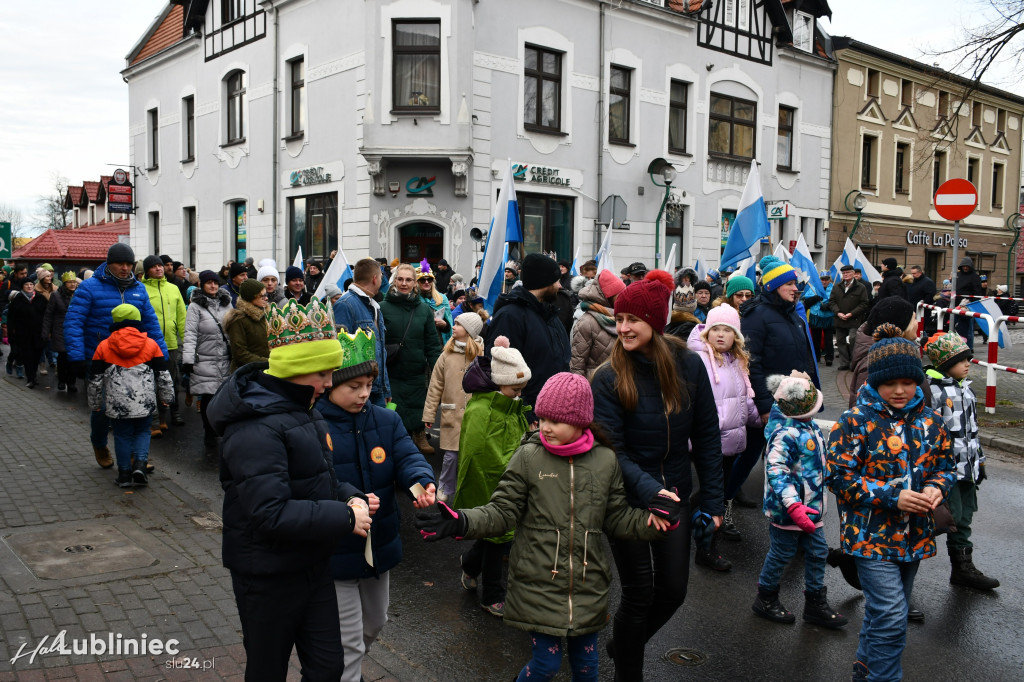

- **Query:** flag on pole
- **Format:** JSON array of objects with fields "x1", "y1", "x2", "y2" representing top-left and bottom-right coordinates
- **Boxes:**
[
  {"x1": 828, "y1": 238, "x2": 859, "y2": 280},
  {"x1": 664, "y1": 243, "x2": 678, "y2": 274},
  {"x1": 292, "y1": 246, "x2": 304, "y2": 271},
  {"x1": 855, "y1": 247, "x2": 882, "y2": 284},
  {"x1": 720, "y1": 159, "x2": 771, "y2": 270},
  {"x1": 965, "y1": 298, "x2": 1013, "y2": 348},
  {"x1": 570, "y1": 246, "x2": 581, "y2": 277},
  {"x1": 772, "y1": 242, "x2": 791, "y2": 263},
  {"x1": 596, "y1": 223, "x2": 615, "y2": 275},
  {"x1": 313, "y1": 248, "x2": 352, "y2": 300},
  {"x1": 695, "y1": 258, "x2": 706, "y2": 282},
  {"x1": 479, "y1": 159, "x2": 522, "y2": 312},
  {"x1": 792, "y1": 234, "x2": 826, "y2": 299}
]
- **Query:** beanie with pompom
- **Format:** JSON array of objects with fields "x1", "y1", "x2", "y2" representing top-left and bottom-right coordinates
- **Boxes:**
[
  {"x1": 867, "y1": 323, "x2": 924, "y2": 388},
  {"x1": 489, "y1": 335, "x2": 532, "y2": 386},
  {"x1": 644, "y1": 269, "x2": 675, "y2": 294},
  {"x1": 766, "y1": 371, "x2": 821, "y2": 420}
]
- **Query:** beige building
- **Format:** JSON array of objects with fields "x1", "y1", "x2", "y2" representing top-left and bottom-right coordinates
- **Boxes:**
[{"x1": 828, "y1": 38, "x2": 1024, "y2": 291}]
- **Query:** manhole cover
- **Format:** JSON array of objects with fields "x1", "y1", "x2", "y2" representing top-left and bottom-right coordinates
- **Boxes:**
[
  {"x1": 4, "y1": 525, "x2": 156, "y2": 580},
  {"x1": 665, "y1": 647, "x2": 708, "y2": 667}
]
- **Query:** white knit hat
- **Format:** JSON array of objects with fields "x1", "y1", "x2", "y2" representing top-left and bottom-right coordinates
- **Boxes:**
[
  {"x1": 257, "y1": 265, "x2": 280, "y2": 282},
  {"x1": 489, "y1": 335, "x2": 531, "y2": 386},
  {"x1": 455, "y1": 311, "x2": 484, "y2": 340}
]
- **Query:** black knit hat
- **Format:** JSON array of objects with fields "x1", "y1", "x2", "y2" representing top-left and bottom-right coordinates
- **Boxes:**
[
  {"x1": 693, "y1": 281, "x2": 712, "y2": 294},
  {"x1": 867, "y1": 324, "x2": 924, "y2": 388},
  {"x1": 866, "y1": 296, "x2": 915, "y2": 335},
  {"x1": 106, "y1": 242, "x2": 135, "y2": 265},
  {"x1": 519, "y1": 253, "x2": 561, "y2": 290},
  {"x1": 199, "y1": 270, "x2": 219, "y2": 286},
  {"x1": 142, "y1": 255, "x2": 163, "y2": 272},
  {"x1": 229, "y1": 262, "x2": 248, "y2": 279}
]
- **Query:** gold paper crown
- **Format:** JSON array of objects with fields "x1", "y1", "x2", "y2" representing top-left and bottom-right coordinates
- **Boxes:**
[
  {"x1": 338, "y1": 328, "x2": 377, "y2": 370},
  {"x1": 265, "y1": 298, "x2": 337, "y2": 349}
]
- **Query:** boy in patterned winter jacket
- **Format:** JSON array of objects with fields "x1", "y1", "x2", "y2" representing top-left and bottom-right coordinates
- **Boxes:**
[
  {"x1": 752, "y1": 371, "x2": 847, "y2": 629},
  {"x1": 88, "y1": 304, "x2": 173, "y2": 489},
  {"x1": 827, "y1": 324, "x2": 955, "y2": 682},
  {"x1": 925, "y1": 331, "x2": 999, "y2": 591}
]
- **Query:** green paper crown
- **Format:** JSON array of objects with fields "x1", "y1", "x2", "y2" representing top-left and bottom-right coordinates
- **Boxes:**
[
  {"x1": 338, "y1": 327, "x2": 377, "y2": 370},
  {"x1": 265, "y1": 298, "x2": 337, "y2": 349}
]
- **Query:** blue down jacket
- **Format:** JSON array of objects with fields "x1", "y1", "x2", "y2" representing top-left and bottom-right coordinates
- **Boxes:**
[
  {"x1": 64, "y1": 263, "x2": 168, "y2": 364},
  {"x1": 591, "y1": 342, "x2": 725, "y2": 514},
  {"x1": 209, "y1": 363, "x2": 364, "y2": 576},
  {"x1": 318, "y1": 398, "x2": 435, "y2": 580},
  {"x1": 742, "y1": 290, "x2": 819, "y2": 415}
]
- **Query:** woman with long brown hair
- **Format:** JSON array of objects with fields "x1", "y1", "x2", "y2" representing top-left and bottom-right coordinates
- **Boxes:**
[{"x1": 591, "y1": 279, "x2": 724, "y2": 682}]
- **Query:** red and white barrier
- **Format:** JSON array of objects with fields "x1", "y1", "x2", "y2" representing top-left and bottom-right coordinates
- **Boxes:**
[{"x1": 915, "y1": 303, "x2": 1021, "y2": 413}]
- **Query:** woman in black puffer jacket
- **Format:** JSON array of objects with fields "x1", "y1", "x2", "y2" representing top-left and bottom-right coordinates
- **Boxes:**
[{"x1": 591, "y1": 280, "x2": 723, "y2": 682}]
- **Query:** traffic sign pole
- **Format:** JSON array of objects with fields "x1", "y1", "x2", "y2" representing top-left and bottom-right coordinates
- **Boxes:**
[
  {"x1": 933, "y1": 178, "x2": 979, "y2": 312},
  {"x1": 951, "y1": 220, "x2": 959, "y2": 303}
]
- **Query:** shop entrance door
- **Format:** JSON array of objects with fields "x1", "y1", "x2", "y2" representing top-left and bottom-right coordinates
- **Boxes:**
[
  {"x1": 925, "y1": 250, "x2": 944, "y2": 284},
  {"x1": 399, "y1": 222, "x2": 444, "y2": 267}
]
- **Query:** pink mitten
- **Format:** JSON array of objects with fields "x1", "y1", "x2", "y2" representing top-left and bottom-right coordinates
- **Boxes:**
[{"x1": 786, "y1": 502, "x2": 819, "y2": 533}]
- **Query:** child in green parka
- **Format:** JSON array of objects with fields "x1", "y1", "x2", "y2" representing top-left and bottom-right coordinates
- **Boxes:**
[
  {"x1": 452, "y1": 335, "x2": 531, "y2": 617},
  {"x1": 416, "y1": 372, "x2": 674, "y2": 682}
]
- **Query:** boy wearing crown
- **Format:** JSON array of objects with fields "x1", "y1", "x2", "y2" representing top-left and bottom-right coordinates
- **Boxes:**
[
  {"x1": 208, "y1": 299, "x2": 373, "y2": 681},
  {"x1": 318, "y1": 328, "x2": 436, "y2": 682}
]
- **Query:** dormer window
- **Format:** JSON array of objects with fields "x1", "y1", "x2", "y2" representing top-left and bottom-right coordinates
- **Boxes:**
[{"x1": 792, "y1": 12, "x2": 813, "y2": 52}]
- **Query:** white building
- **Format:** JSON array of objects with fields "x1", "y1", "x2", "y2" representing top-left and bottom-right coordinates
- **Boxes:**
[{"x1": 124, "y1": 0, "x2": 835, "y2": 277}]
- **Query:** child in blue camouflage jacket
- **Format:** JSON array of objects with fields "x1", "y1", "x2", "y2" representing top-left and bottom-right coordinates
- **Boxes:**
[
  {"x1": 753, "y1": 371, "x2": 847, "y2": 629},
  {"x1": 828, "y1": 324, "x2": 955, "y2": 682}
]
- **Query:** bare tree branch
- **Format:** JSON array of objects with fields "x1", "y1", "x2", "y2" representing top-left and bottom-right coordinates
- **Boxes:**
[
  {"x1": 35, "y1": 172, "x2": 70, "y2": 230},
  {"x1": 0, "y1": 203, "x2": 27, "y2": 239}
]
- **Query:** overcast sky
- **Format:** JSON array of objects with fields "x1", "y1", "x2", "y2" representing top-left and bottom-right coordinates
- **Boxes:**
[{"x1": 1, "y1": 0, "x2": 1020, "y2": 236}]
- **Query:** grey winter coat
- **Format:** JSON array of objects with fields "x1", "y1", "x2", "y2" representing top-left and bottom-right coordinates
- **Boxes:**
[
  {"x1": 570, "y1": 280, "x2": 617, "y2": 379},
  {"x1": 182, "y1": 289, "x2": 233, "y2": 395},
  {"x1": 87, "y1": 321, "x2": 173, "y2": 419}
]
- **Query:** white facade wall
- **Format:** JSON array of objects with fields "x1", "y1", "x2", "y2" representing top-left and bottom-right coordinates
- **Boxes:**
[{"x1": 125, "y1": 0, "x2": 835, "y2": 276}]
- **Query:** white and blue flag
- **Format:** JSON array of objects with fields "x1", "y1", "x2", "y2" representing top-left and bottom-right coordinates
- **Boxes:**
[
  {"x1": 855, "y1": 247, "x2": 882, "y2": 284},
  {"x1": 313, "y1": 248, "x2": 352, "y2": 300},
  {"x1": 479, "y1": 159, "x2": 522, "y2": 312},
  {"x1": 966, "y1": 298, "x2": 1013, "y2": 349},
  {"x1": 792, "y1": 234, "x2": 826, "y2": 299},
  {"x1": 570, "y1": 246, "x2": 581, "y2": 277},
  {"x1": 828, "y1": 238, "x2": 859, "y2": 281},
  {"x1": 293, "y1": 246, "x2": 304, "y2": 271},
  {"x1": 720, "y1": 159, "x2": 771, "y2": 270},
  {"x1": 695, "y1": 258, "x2": 706, "y2": 282},
  {"x1": 596, "y1": 223, "x2": 615, "y2": 275}
]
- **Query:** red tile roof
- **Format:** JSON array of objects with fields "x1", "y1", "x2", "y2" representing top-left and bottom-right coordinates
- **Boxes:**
[
  {"x1": 13, "y1": 218, "x2": 130, "y2": 262},
  {"x1": 83, "y1": 181, "x2": 103, "y2": 203},
  {"x1": 131, "y1": 5, "x2": 184, "y2": 66},
  {"x1": 65, "y1": 185, "x2": 84, "y2": 208}
]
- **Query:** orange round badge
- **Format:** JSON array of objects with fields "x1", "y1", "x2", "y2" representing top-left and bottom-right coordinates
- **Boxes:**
[
  {"x1": 806, "y1": 441, "x2": 815, "y2": 451},
  {"x1": 325, "y1": 434, "x2": 333, "y2": 451},
  {"x1": 946, "y1": 398, "x2": 953, "y2": 408},
  {"x1": 371, "y1": 447, "x2": 386, "y2": 464},
  {"x1": 886, "y1": 435, "x2": 903, "y2": 453}
]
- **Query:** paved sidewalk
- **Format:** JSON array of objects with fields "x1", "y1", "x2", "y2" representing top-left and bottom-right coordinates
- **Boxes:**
[{"x1": 0, "y1": 370, "x2": 400, "y2": 681}]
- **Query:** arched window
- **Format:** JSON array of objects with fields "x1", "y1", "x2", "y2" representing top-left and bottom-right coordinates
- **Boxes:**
[{"x1": 225, "y1": 70, "x2": 246, "y2": 144}]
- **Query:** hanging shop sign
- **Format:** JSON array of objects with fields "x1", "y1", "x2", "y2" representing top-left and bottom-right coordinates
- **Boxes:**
[
  {"x1": 906, "y1": 230, "x2": 967, "y2": 248},
  {"x1": 107, "y1": 168, "x2": 134, "y2": 214}
]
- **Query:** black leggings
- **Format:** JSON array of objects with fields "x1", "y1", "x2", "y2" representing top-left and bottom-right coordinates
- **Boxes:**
[
  {"x1": 609, "y1": 509, "x2": 692, "y2": 682},
  {"x1": 462, "y1": 539, "x2": 509, "y2": 605},
  {"x1": 199, "y1": 394, "x2": 215, "y2": 438}
]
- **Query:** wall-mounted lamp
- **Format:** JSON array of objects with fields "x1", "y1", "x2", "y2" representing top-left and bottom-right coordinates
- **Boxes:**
[
  {"x1": 257, "y1": 199, "x2": 265, "y2": 213},
  {"x1": 647, "y1": 157, "x2": 678, "y2": 269},
  {"x1": 389, "y1": 181, "x2": 400, "y2": 198}
]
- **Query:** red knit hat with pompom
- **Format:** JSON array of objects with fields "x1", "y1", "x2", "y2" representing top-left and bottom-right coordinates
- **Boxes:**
[
  {"x1": 614, "y1": 279, "x2": 671, "y2": 335},
  {"x1": 645, "y1": 269, "x2": 675, "y2": 293}
]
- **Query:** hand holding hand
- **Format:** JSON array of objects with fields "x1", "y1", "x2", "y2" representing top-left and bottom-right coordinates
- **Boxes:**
[
  {"x1": 921, "y1": 486, "x2": 943, "y2": 510},
  {"x1": 786, "y1": 502, "x2": 819, "y2": 533},
  {"x1": 366, "y1": 493, "x2": 381, "y2": 515},
  {"x1": 648, "y1": 489, "x2": 682, "y2": 528},
  {"x1": 647, "y1": 513, "x2": 672, "y2": 531},
  {"x1": 413, "y1": 483, "x2": 436, "y2": 509},
  {"x1": 349, "y1": 502, "x2": 372, "y2": 537},
  {"x1": 414, "y1": 501, "x2": 467, "y2": 541},
  {"x1": 424, "y1": 422, "x2": 433, "y2": 430},
  {"x1": 896, "y1": 489, "x2": 934, "y2": 515}
]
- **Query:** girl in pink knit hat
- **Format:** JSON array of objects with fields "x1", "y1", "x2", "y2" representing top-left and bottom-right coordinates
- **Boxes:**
[
  {"x1": 686, "y1": 304, "x2": 761, "y2": 560},
  {"x1": 415, "y1": 372, "x2": 673, "y2": 681}
]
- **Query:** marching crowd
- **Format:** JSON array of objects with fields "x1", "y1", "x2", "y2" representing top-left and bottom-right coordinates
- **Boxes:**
[{"x1": 0, "y1": 244, "x2": 1006, "y2": 682}]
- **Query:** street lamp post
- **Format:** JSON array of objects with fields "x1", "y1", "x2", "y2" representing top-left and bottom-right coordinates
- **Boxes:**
[
  {"x1": 648, "y1": 157, "x2": 678, "y2": 270},
  {"x1": 844, "y1": 190, "x2": 869, "y2": 240},
  {"x1": 1006, "y1": 212, "x2": 1023, "y2": 289}
]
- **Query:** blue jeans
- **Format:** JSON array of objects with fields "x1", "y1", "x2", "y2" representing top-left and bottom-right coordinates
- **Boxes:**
[
  {"x1": 515, "y1": 631, "x2": 598, "y2": 682},
  {"x1": 111, "y1": 417, "x2": 151, "y2": 471},
  {"x1": 853, "y1": 557, "x2": 919, "y2": 682},
  {"x1": 758, "y1": 524, "x2": 827, "y2": 592}
]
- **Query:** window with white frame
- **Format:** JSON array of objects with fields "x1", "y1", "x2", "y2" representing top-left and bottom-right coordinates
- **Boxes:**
[
  {"x1": 289, "y1": 57, "x2": 305, "y2": 137},
  {"x1": 183, "y1": 206, "x2": 197, "y2": 269},
  {"x1": 861, "y1": 134, "x2": 878, "y2": 189},
  {"x1": 932, "y1": 149, "x2": 947, "y2": 195},
  {"x1": 225, "y1": 70, "x2": 246, "y2": 144},
  {"x1": 392, "y1": 20, "x2": 441, "y2": 112},
  {"x1": 524, "y1": 45, "x2": 562, "y2": 132},
  {"x1": 149, "y1": 211, "x2": 160, "y2": 253},
  {"x1": 992, "y1": 161, "x2": 1005, "y2": 209},
  {"x1": 668, "y1": 80, "x2": 688, "y2": 154},
  {"x1": 182, "y1": 96, "x2": 195, "y2": 162},
  {"x1": 792, "y1": 12, "x2": 813, "y2": 52},
  {"x1": 609, "y1": 65, "x2": 632, "y2": 145},
  {"x1": 221, "y1": 0, "x2": 242, "y2": 25},
  {"x1": 777, "y1": 106, "x2": 795, "y2": 170},
  {"x1": 709, "y1": 93, "x2": 756, "y2": 159},
  {"x1": 147, "y1": 108, "x2": 159, "y2": 170},
  {"x1": 895, "y1": 142, "x2": 910, "y2": 194}
]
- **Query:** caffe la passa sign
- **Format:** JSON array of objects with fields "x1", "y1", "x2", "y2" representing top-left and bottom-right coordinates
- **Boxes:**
[{"x1": 906, "y1": 230, "x2": 967, "y2": 248}]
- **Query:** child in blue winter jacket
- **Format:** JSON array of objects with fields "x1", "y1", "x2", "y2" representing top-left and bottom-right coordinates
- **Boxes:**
[{"x1": 753, "y1": 371, "x2": 848, "y2": 629}]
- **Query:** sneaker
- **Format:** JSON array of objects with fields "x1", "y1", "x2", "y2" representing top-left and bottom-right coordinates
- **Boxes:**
[
  {"x1": 459, "y1": 554, "x2": 478, "y2": 590},
  {"x1": 480, "y1": 602, "x2": 504, "y2": 617},
  {"x1": 38, "y1": 364, "x2": 48, "y2": 376},
  {"x1": 25, "y1": 381, "x2": 36, "y2": 389},
  {"x1": 115, "y1": 470, "x2": 133, "y2": 488},
  {"x1": 171, "y1": 413, "x2": 185, "y2": 426},
  {"x1": 57, "y1": 383, "x2": 67, "y2": 392},
  {"x1": 132, "y1": 457, "x2": 155, "y2": 474},
  {"x1": 132, "y1": 466, "x2": 149, "y2": 487}
]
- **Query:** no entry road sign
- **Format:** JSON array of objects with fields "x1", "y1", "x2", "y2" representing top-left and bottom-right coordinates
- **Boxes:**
[{"x1": 934, "y1": 178, "x2": 978, "y2": 222}]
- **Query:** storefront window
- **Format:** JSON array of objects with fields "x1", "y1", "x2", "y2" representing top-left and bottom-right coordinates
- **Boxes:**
[
  {"x1": 517, "y1": 194, "x2": 574, "y2": 262},
  {"x1": 289, "y1": 193, "x2": 338, "y2": 262},
  {"x1": 232, "y1": 202, "x2": 247, "y2": 262},
  {"x1": 665, "y1": 206, "x2": 685, "y2": 269}
]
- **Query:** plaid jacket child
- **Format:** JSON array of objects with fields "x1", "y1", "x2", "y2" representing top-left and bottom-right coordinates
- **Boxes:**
[
  {"x1": 927, "y1": 371, "x2": 983, "y2": 483},
  {"x1": 827, "y1": 383, "x2": 955, "y2": 563}
]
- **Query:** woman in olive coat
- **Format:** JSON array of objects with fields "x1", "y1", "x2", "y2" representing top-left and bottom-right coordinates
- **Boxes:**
[{"x1": 223, "y1": 279, "x2": 270, "y2": 373}]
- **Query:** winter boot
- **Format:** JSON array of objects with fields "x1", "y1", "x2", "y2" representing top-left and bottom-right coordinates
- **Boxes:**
[
  {"x1": 115, "y1": 469, "x2": 133, "y2": 488},
  {"x1": 949, "y1": 547, "x2": 1000, "y2": 590},
  {"x1": 171, "y1": 410, "x2": 185, "y2": 426},
  {"x1": 132, "y1": 463, "x2": 149, "y2": 487},
  {"x1": 721, "y1": 500, "x2": 741, "y2": 541},
  {"x1": 413, "y1": 430, "x2": 435, "y2": 455},
  {"x1": 752, "y1": 585, "x2": 795, "y2": 623},
  {"x1": 802, "y1": 587, "x2": 848, "y2": 628},
  {"x1": 94, "y1": 445, "x2": 114, "y2": 469},
  {"x1": 695, "y1": 534, "x2": 732, "y2": 571}
]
